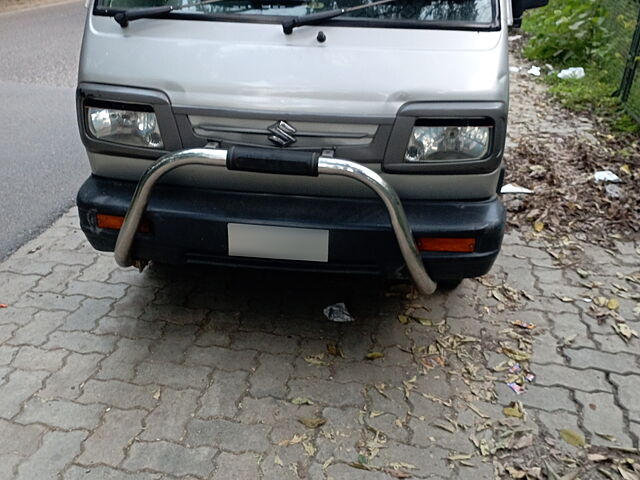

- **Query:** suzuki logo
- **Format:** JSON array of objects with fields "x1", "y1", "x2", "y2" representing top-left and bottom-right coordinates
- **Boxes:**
[{"x1": 267, "y1": 121, "x2": 297, "y2": 147}]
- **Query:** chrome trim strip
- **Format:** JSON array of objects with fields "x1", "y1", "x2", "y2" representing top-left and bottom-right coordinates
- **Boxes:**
[
  {"x1": 195, "y1": 124, "x2": 371, "y2": 139},
  {"x1": 114, "y1": 149, "x2": 437, "y2": 295}
]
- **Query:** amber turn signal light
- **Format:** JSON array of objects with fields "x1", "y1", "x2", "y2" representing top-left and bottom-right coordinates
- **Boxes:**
[
  {"x1": 96, "y1": 214, "x2": 150, "y2": 233},
  {"x1": 416, "y1": 237, "x2": 476, "y2": 253}
]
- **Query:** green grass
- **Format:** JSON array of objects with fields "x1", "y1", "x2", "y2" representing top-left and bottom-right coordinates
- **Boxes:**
[{"x1": 522, "y1": 0, "x2": 640, "y2": 133}]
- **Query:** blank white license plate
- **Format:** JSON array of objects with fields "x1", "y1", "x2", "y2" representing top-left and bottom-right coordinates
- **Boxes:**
[{"x1": 227, "y1": 223, "x2": 329, "y2": 262}]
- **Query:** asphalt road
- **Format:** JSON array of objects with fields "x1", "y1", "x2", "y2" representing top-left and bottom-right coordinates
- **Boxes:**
[{"x1": 0, "y1": 0, "x2": 88, "y2": 260}]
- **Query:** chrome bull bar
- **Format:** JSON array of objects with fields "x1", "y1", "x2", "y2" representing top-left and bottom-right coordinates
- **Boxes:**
[{"x1": 114, "y1": 147, "x2": 437, "y2": 295}]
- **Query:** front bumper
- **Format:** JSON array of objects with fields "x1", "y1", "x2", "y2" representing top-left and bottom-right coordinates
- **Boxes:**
[{"x1": 77, "y1": 173, "x2": 505, "y2": 282}]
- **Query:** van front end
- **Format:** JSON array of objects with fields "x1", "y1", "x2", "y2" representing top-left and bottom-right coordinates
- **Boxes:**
[{"x1": 75, "y1": 0, "x2": 539, "y2": 290}]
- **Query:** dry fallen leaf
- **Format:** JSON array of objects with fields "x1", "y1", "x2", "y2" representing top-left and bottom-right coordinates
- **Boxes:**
[
  {"x1": 559, "y1": 429, "x2": 586, "y2": 447},
  {"x1": 305, "y1": 354, "x2": 329, "y2": 366},
  {"x1": 534, "y1": 221, "x2": 545, "y2": 232},
  {"x1": 595, "y1": 432, "x2": 617, "y2": 442},
  {"x1": 274, "y1": 454, "x2": 284, "y2": 467},
  {"x1": 398, "y1": 314, "x2": 410, "y2": 325},
  {"x1": 613, "y1": 323, "x2": 638, "y2": 342},
  {"x1": 503, "y1": 401, "x2": 525, "y2": 419},
  {"x1": 607, "y1": 298, "x2": 620, "y2": 311},
  {"x1": 152, "y1": 389, "x2": 161, "y2": 400},
  {"x1": 291, "y1": 397, "x2": 314, "y2": 405},
  {"x1": 298, "y1": 417, "x2": 326, "y2": 429},
  {"x1": 448, "y1": 453, "x2": 473, "y2": 461},
  {"x1": 302, "y1": 440, "x2": 316, "y2": 456},
  {"x1": 365, "y1": 352, "x2": 384, "y2": 360},
  {"x1": 327, "y1": 343, "x2": 344, "y2": 357}
]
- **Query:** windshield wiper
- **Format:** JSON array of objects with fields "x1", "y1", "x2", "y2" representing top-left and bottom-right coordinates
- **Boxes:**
[
  {"x1": 114, "y1": 0, "x2": 307, "y2": 27},
  {"x1": 114, "y1": 0, "x2": 229, "y2": 27},
  {"x1": 282, "y1": 0, "x2": 402, "y2": 34}
]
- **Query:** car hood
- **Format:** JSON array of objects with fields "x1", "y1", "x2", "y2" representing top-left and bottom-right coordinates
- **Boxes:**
[{"x1": 80, "y1": 15, "x2": 508, "y2": 117}]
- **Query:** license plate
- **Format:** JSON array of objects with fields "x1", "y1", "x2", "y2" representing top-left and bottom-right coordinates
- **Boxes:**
[{"x1": 227, "y1": 223, "x2": 329, "y2": 262}]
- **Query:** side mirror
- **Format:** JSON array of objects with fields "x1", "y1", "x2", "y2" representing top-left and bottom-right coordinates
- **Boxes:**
[{"x1": 512, "y1": 0, "x2": 548, "y2": 27}]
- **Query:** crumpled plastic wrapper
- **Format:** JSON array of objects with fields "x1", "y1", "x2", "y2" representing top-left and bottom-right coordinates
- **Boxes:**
[{"x1": 323, "y1": 302, "x2": 354, "y2": 323}]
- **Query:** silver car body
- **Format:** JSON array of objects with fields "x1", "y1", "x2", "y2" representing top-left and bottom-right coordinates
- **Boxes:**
[{"x1": 78, "y1": 0, "x2": 514, "y2": 200}]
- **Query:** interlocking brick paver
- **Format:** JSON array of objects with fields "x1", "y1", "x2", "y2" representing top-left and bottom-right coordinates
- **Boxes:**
[
  {"x1": 14, "y1": 291, "x2": 84, "y2": 311},
  {"x1": 0, "y1": 345, "x2": 16, "y2": 365},
  {"x1": 45, "y1": 330, "x2": 118, "y2": 354},
  {"x1": 15, "y1": 430, "x2": 87, "y2": 480},
  {"x1": 0, "y1": 307, "x2": 36, "y2": 327},
  {"x1": 78, "y1": 379, "x2": 158, "y2": 409},
  {"x1": 594, "y1": 333, "x2": 640, "y2": 355},
  {"x1": 32, "y1": 264, "x2": 81, "y2": 294},
  {"x1": 232, "y1": 331, "x2": 298, "y2": 354},
  {"x1": 198, "y1": 370, "x2": 247, "y2": 418},
  {"x1": 65, "y1": 280, "x2": 128, "y2": 299},
  {"x1": 186, "y1": 418, "x2": 270, "y2": 453},
  {"x1": 134, "y1": 360, "x2": 211, "y2": 389},
  {"x1": 122, "y1": 441, "x2": 216, "y2": 477},
  {"x1": 0, "y1": 419, "x2": 45, "y2": 456},
  {"x1": 8, "y1": 310, "x2": 66, "y2": 346},
  {"x1": 210, "y1": 452, "x2": 260, "y2": 480},
  {"x1": 16, "y1": 397, "x2": 105, "y2": 430},
  {"x1": 94, "y1": 315, "x2": 163, "y2": 339},
  {"x1": 289, "y1": 378, "x2": 364, "y2": 407},
  {"x1": 146, "y1": 325, "x2": 197, "y2": 363},
  {"x1": 12, "y1": 345, "x2": 67, "y2": 371},
  {"x1": 249, "y1": 353, "x2": 293, "y2": 398},
  {"x1": 64, "y1": 465, "x2": 161, "y2": 480},
  {"x1": 496, "y1": 384, "x2": 576, "y2": 412},
  {"x1": 0, "y1": 369, "x2": 48, "y2": 419},
  {"x1": 610, "y1": 374, "x2": 640, "y2": 423},
  {"x1": 140, "y1": 387, "x2": 200, "y2": 441},
  {"x1": 566, "y1": 348, "x2": 639, "y2": 373},
  {"x1": 77, "y1": 408, "x2": 146, "y2": 466},
  {"x1": 574, "y1": 391, "x2": 633, "y2": 447},
  {"x1": 0, "y1": 453, "x2": 22, "y2": 479},
  {"x1": 39, "y1": 352, "x2": 103, "y2": 400},
  {"x1": 0, "y1": 272, "x2": 40, "y2": 304},
  {"x1": 110, "y1": 285, "x2": 156, "y2": 319},
  {"x1": 185, "y1": 344, "x2": 256, "y2": 371},
  {"x1": 78, "y1": 255, "x2": 119, "y2": 283},
  {"x1": 95, "y1": 338, "x2": 151, "y2": 381},
  {"x1": 534, "y1": 364, "x2": 610, "y2": 392},
  {"x1": 535, "y1": 410, "x2": 583, "y2": 447},
  {"x1": 60, "y1": 297, "x2": 113, "y2": 331}
]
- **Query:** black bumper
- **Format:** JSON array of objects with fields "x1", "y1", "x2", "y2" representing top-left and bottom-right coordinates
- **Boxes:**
[{"x1": 77, "y1": 176, "x2": 505, "y2": 280}]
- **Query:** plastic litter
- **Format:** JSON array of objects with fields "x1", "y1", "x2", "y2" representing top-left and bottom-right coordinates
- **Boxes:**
[
  {"x1": 508, "y1": 35, "x2": 522, "y2": 41},
  {"x1": 557, "y1": 67, "x2": 585, "y2": 80},
  {"x1": 0, "y1": 304, "x2": 7, "y2": 308},
  {"x1": 605, "y1": 184, "x2": 623, "y2": 199},
  {"x1": 501, "y1": 183, "x2": 532, "y2": 195},
  {"x1": 527, "y1": 66, "x2": 541, "y2": 77},
  {"x1": 594, "y1": 170, "x2": 621, "y2": 183},
  {"x1": 509, "y1": 364, "x2": 523, "y2": 374},
  {"x1": 323, "y1": 302, "x2": 354, "y2": 323},
  {"x1": 525, "y1": 373, "x2": 536, "y2": 383},
  {"x1": 509, "y1": 66, "x2": 521, "y2": 73},
  {"x1": 507, "y1": 382, "x2": 526, "y2": 395},
  {"x1": 512, "y1": 319, "x2": 536, "y2": 329}
]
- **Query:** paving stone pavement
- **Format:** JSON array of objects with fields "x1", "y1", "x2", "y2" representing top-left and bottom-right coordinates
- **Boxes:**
[{"x1": 1, "y1": 54, "x2": 640, "y2": 480}]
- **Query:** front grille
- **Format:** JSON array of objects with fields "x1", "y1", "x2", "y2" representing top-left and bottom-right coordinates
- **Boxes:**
[{"x1": 188, "y1": 115, "x2": 379, "y2": 149}]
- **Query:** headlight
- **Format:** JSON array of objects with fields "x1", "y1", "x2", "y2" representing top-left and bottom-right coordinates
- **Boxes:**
[
  {"x1": 87, "y1": 106, "x2": 163, "y2": 149},
  {"x1": 404, "y1": 125, "x2": 491, "y2": 163}
]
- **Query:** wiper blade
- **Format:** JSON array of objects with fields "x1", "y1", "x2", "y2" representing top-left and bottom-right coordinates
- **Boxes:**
[
  {"x1": 282, "y1": 0, "x2": 402, "y2": 34},
  {"x1": 114, "y1": 0, "x2": 243, "y2": 27},
  {"x1": 114, "y1": 0, "x2": 307, "y2": 27}
]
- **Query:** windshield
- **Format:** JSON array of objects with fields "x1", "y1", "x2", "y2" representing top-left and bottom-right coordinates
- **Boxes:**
[{"x1": 96, "y1": 0, "x2": 496, "y2": 26}]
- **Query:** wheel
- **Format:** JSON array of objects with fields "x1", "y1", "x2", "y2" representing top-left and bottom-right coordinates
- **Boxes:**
[{"x1": 436, "y1": 279, "x2": 463, "y2": 291}]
